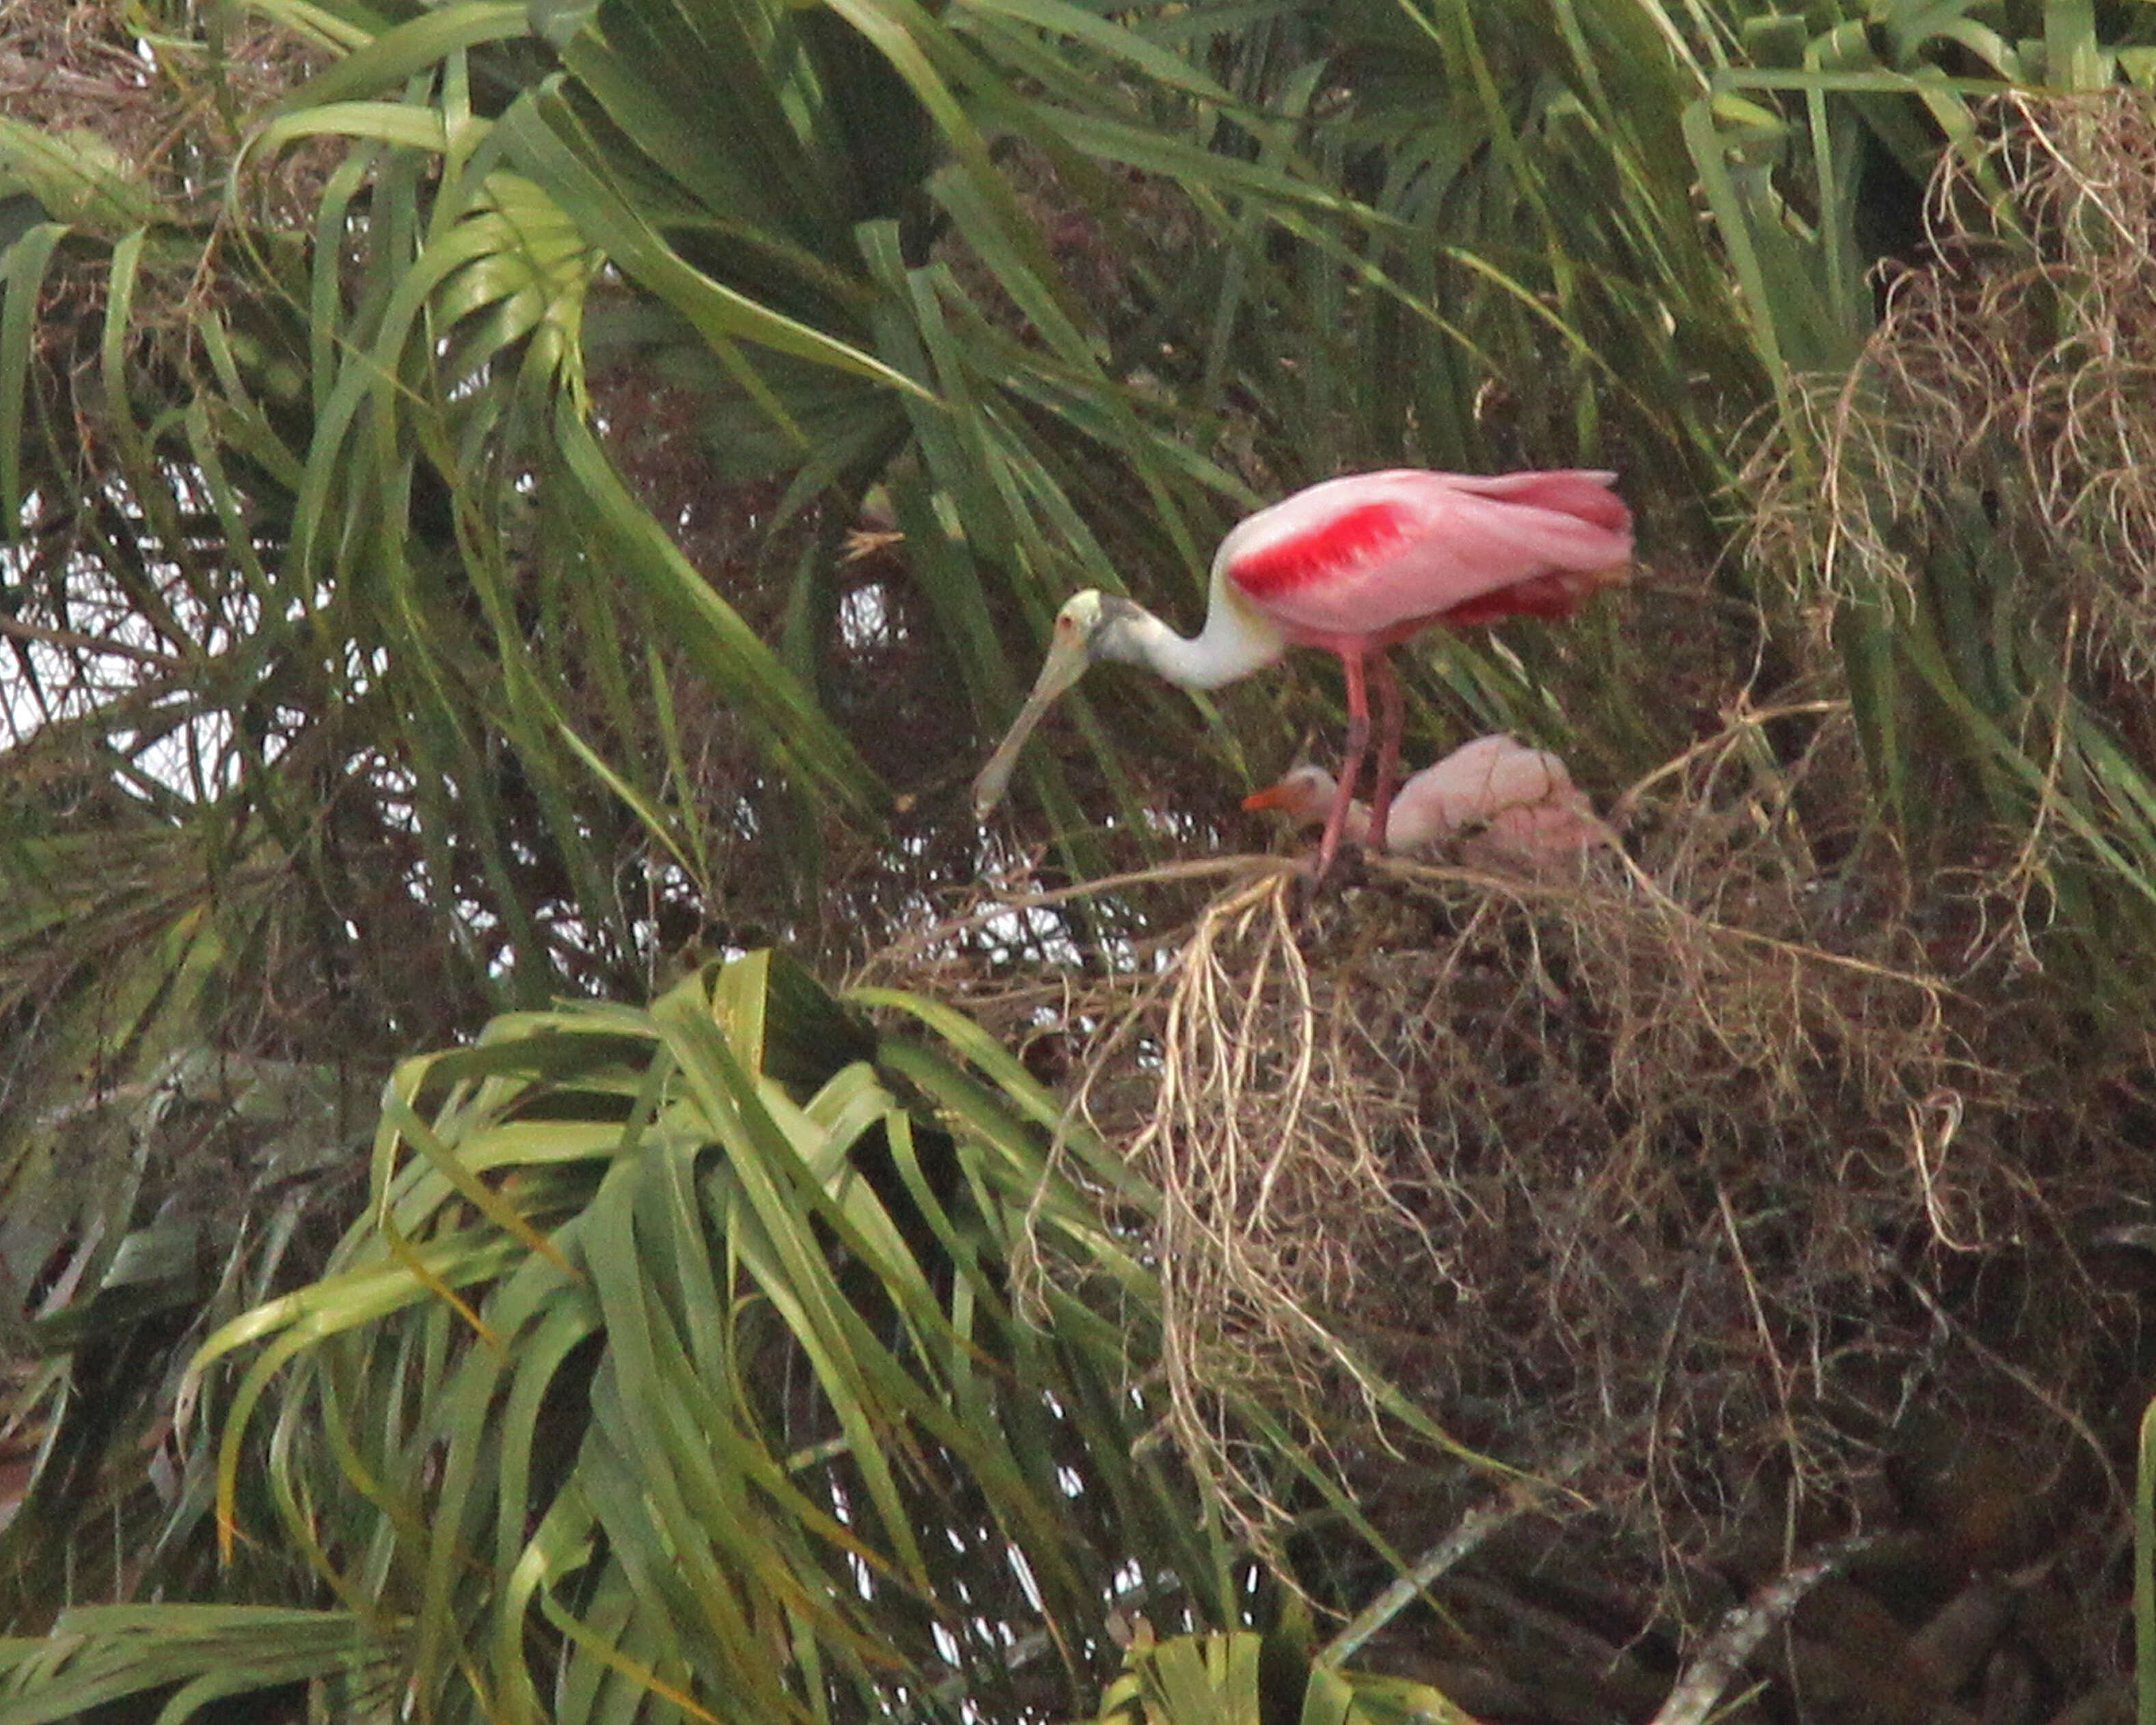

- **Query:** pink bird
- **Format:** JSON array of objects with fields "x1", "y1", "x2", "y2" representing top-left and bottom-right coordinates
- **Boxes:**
[
  {"x1": 971, "y1": 469, "x2": 1632, "y2": 877},
  {"x1": 1241, "y1": 734, "x2": 1610, "y2": 868}
]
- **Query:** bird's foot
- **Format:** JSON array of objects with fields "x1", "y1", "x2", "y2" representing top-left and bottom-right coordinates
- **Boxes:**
[{"x1": 1294, "y1": 843, "x2": 1369, "y2": 916}]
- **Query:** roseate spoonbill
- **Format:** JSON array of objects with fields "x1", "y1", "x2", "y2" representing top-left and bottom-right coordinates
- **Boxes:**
[
  {"x1": 970, "y1": 469, "x2": 1631, "y2": 877},
  {"x1": 1242, "y1": 734, "x2": 1609, "y2": 868}
]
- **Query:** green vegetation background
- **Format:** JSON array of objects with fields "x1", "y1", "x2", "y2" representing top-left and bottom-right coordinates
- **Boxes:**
[{"x1": 1, "y1": 1, "x2": 2153, "y2": 1721}]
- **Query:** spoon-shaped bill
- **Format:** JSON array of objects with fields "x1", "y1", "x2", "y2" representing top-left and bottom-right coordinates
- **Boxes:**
[
  {"x1": 1240, "y1": 768, "x2": 1331, "y2": 820},
  {"x1": 970, "y1": 631, "x2": 1094, "y2": 817}
]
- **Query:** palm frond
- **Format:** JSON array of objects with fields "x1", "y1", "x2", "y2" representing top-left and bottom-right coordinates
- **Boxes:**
[{"x1": 164, "y1": 951, "x2": 1235, "y2": 1724}]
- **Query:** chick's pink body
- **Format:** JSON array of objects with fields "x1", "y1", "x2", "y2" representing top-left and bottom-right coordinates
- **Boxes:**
[{"x1": 1244, "y1": 734, "x2": 1611, "y2": 869}]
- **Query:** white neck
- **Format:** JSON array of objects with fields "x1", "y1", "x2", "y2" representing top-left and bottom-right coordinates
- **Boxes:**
[{"x1": 1105, "y1": 579, "x2": 1285, "y2": 691}]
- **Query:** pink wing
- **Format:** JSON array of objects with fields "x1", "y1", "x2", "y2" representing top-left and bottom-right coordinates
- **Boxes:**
[{"x1": 1220, "y1": 470, "x2": 1632, "y2": 644}]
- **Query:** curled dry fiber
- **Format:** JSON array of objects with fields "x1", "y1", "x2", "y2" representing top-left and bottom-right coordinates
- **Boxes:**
[
  {"x1": 1755, "y1": 90, "x2": 2156, "y2": 677},
  {"x1": 957, "y1": 708, "x2": 2148, "y2": 1724}
]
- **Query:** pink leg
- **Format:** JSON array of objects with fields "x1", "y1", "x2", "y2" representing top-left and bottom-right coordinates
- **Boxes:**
[
  {"x1": 1315, "y1": 654, "x2": 1371, "y2": 882},
  {"x1": 1366, "y1": 654, "x2": 1404, "y2": 853}
]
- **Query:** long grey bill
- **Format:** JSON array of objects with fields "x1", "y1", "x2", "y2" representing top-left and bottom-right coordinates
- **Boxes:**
[{"x1": 970, "y1": 636, "x2": 1092, "y2": 817}]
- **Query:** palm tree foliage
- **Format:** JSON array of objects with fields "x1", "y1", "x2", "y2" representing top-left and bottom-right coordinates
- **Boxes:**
[
  {"x1": 4, "y1": 0, "x2": 2156, "y2": 1717},
  {"x1": 1083, "y1": 1618, "x2": 1479, "y2": 1725},
  {"x1": 3, "y1": 950, "x2": 1244, "y2": 1724}
]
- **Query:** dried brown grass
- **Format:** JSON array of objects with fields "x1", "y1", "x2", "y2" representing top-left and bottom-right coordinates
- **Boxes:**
[
  {"x1": 0, "y1": 0, "x2": 324, "y2": 209},
  {"x1": 892, "y1": 696, "x2": 2147, "y2": 1686},
  {"x1": 1071, "y1": 722, "x2": 1987, "y2": 1536},
  {"x1": 1751, "y1": 90, "x2": 2156, "y2": 674},
  {"x1": 1, "y1": 0, "x2": 176, "y2": 171}
]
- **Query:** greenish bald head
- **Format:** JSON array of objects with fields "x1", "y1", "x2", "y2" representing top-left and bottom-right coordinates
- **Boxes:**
[{"x1": 971, "y1": 590, "x2": 1140, "y2": 817}]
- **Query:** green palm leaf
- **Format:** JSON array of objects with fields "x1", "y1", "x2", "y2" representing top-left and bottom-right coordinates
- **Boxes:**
[{"x1": 139, "y1": 950, "x2": 1234, "y2": 1723}]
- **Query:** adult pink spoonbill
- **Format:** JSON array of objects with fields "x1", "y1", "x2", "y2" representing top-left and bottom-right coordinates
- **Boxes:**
[
  {"x1": 970, "y1": 469, "x2": 1631, "y2": 877},
  {"x1": 1242, "y1": 734, "x2": 1611, "y2": 869}
]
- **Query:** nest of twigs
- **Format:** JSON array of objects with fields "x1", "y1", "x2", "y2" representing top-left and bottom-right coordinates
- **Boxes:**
[
  {"x1": 1069, "y1": 713, "x2": 2068, "y2": 1543},
  {"x1": 897, "y1": 696, "x2": 2151, "y2": 1720}
]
